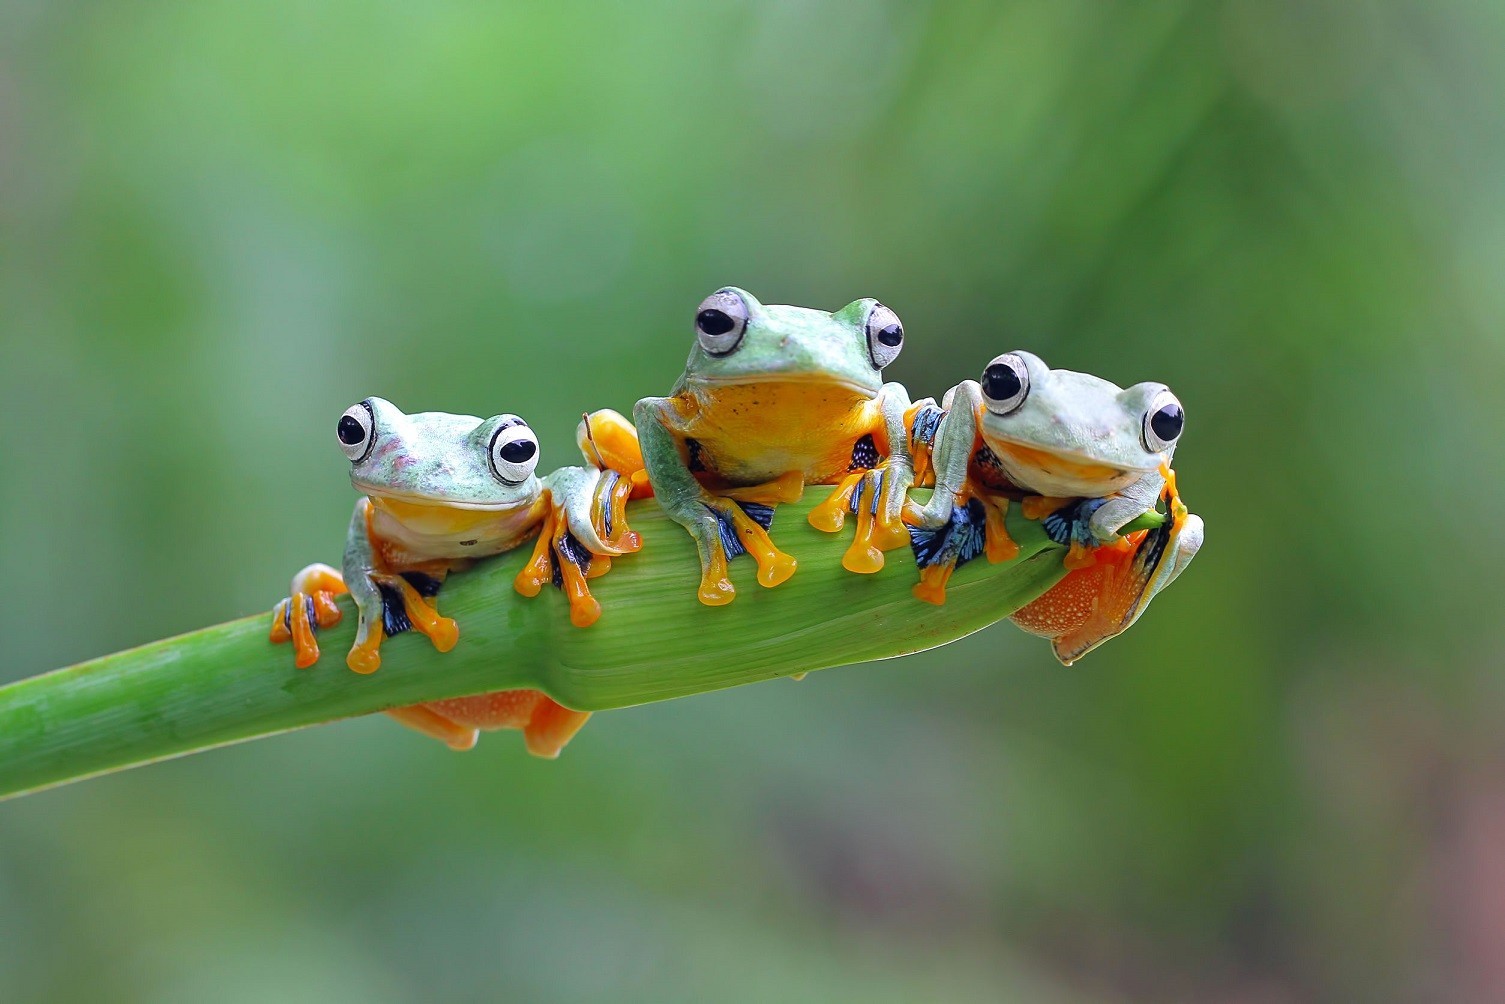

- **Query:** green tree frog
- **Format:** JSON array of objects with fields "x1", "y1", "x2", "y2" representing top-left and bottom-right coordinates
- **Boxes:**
[
  {"x1": 906, "y1": 349, "x2": 1198, "y2": 607},
  {"x1": 270, "y1": 397, "x2": 639, "y2": 757},
  {"x1": 595, "y1": 287, "x2": 918, "y2": 605}
]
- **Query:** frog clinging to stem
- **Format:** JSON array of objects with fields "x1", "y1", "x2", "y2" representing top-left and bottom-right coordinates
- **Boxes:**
[
  {"x1": 270, "y1": 397, "x2": 639, "y2": 756},
  {"x1": 906, "y1": 350, "x2": 1202, "y2": 658},
  {"x1": 585, "y1": 287, "x2": 919, "y2": 605}
]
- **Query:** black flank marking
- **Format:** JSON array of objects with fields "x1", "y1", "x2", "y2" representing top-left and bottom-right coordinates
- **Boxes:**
[
  {"x1": 686, "y1": 438, "x2": 705, "y2": 473},
  {"x1": 850, "y1": 433, "x2": 879, "y2": 470},
  {"x1": 460, "y1": 539, "x2": 478, "y2": 547},
  {"x1": 973, "y1": 444, "x2": 1007, "y2": 481}
]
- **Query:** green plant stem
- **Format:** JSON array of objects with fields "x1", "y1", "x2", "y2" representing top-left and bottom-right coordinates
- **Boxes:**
[{"x1": 0, "y1": 494, "x2": 1161, "y2": 800}]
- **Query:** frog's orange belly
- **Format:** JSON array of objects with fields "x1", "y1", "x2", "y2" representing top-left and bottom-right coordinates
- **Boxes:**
[{"x1": 678, "y1": 385, "x2": 879, "y2": 485}]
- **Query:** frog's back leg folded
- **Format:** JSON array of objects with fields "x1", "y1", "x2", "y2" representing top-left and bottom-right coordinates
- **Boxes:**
[{"x1": 388, "y1": 691, "x2": 591, "y2": 758}]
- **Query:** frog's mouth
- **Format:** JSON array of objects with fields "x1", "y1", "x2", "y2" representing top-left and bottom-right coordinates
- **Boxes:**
[
  {"x1": 686, "y1": 371, "x2": 877, "y2": 397},
  {"x1": 357, "y1": 486, "x2": 528, "y2": 513},
  {"x1": 986, "y1": 438, "x2": 1156, "y2": 494}
]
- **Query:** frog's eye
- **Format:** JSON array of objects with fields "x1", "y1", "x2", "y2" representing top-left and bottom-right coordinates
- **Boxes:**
[
  {"x1": 981, "y1": 354, "x2": 1030, "y2": 415},
  {"x1": 336, "y1": 402, "x2": 376, "y2": 464},
  {"x1": 489, "y1": 422, "x2": 540, "y2": 484},
  {"x1": 694, "y1": 289, "x2": 750, "y2": 356},
  {"x1": 1142, "y1": 390, "x2": 1184, "y2": 453},
  {"x1": 865, "y1": 302, "x2": 904, "y2": 369}
]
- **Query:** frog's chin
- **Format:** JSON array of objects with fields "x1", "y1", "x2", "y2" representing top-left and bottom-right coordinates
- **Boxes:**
[
  {"x1": 984, "y1": 437, "x2": 1154, "y2": 498},
  {"x1": 685, "y1": 371, "x2": 878, "y2": 398}
]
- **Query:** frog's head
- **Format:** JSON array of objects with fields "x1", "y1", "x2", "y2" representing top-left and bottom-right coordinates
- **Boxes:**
[
  {"x1": 678, "y1": 286, "x2": 902, "y2": 397},
  {"x1": 971, "y1": 351, "x2": 1184, "y2": 498},
  {"x1": 335, "y1": 397, "x2": 543, "y2": 513}
]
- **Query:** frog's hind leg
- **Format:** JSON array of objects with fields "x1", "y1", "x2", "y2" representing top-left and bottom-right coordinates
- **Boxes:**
[
  {"x1": 385, "y1": 704, "x2": 479, "y2": 751},
  {"x1": 409, "y1": 690, "x2": 592, "y2": 759},
  {"x1": 1014, "y1": 482, "x2": 1203, "y2": 664},
  {"x1": 269, "y1": 563, "x2": 347, "y2": 669},
  {"x1": 370, "y1": 570, "x2": 460, "y2": 654},
  {"x1": 906, "y1": 498, "x2": 989, "y2": 605}
]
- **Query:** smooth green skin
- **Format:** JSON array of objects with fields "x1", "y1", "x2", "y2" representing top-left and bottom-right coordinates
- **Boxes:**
[
  {"x1": 633, "y1": 287, "x2": 916, "y2": 592},
  {"x1": 912, "y1": 351, "x2": 1179, "y2": 542},
  {"x1": 0, "y1": 494, "x2": 1164, "y2": 801},
  {"x1": 318, "y1": 397, "x2": 620, "y2": 663}
]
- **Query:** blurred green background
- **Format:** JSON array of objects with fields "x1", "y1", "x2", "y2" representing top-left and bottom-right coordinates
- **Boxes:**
[{"x1": 3, "y1": 0, "x2": 1503, "y2": 1000}]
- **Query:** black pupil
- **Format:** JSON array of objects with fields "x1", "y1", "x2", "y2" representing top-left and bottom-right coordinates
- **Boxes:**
[
  {"x1": 498, "y1": 439, "x2": 536, "y2": 465},
  {"x1": 1150, "y1": 403, "x2": 1184, "y2": 442},
  {"x1": 876, "y1": 323, "x2": 903, "y2": 347},
  {"x1": 697, "y1": 308, "x2": 736, "y2": 337},
  {"x1": 337, "y1": 415, "x2": 366, "y2": 445},
  {"x1": 982, "y1": 363, "x2": 1023, "y2": 402}
]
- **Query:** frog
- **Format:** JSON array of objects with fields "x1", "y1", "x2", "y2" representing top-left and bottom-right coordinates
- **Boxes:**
[
  {"x1": 905, "y1": 350, "x2": 1190, "y2": 604},
  {"x1": 269, "y1": 396, "x2": 640, "y2": 757},
  {"x1": 588, "y1": 286, "x2": 918, "y2": 605}
]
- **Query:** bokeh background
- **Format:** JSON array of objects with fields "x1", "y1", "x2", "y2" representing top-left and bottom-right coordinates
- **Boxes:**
[{"x1": 3, "y1": 1, "x2": 1503, "y2": 1000}]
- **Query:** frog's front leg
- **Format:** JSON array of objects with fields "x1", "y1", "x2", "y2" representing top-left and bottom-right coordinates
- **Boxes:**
[
  {"x1": 342, "y1": 499, "x2": 459, "y2": 675},
  {"x1": 514, "y1": 466, "x2": 641, "y2": 627},
  {"x1": 269, "y1": 563, "x2": 347, "y2": 668},
  {"x1": 1030, "y1": 468, "x2": 1170, "y2": 572},
  {"x1": 903, "y1": 381, "x2": 982, "y2": 531},
  {"x1": 633, "y1": 396, "x2": 799, "y2": 606},
  {"x1": 808, "y1": 383, "x2": 918, "y2": 574}
]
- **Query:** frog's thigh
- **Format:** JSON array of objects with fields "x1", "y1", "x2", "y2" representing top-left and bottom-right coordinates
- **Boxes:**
[{"x1": 385, "y1": 704, "x2": 480, "y2": 751}]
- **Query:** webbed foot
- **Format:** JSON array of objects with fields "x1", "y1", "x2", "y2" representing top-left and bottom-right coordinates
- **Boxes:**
[
  {"x1": 689, "y1": 473, "x2": 802, "y2": 604},
  {"x1": 808, "y1": 464, "x2": 913, "y2": 574},
  {"x1": 906, "y1": 498, "x2": 991, "y2": 605},
  {"x1": 270, "y1": 563, "x2": 348, "y2": 669},
  {"x1": 390, "y1": 690, "x2": 591, "y2": 758},
  {"x1": 1012, "y1": 474, "x2": 1202, "y2": 664}
]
